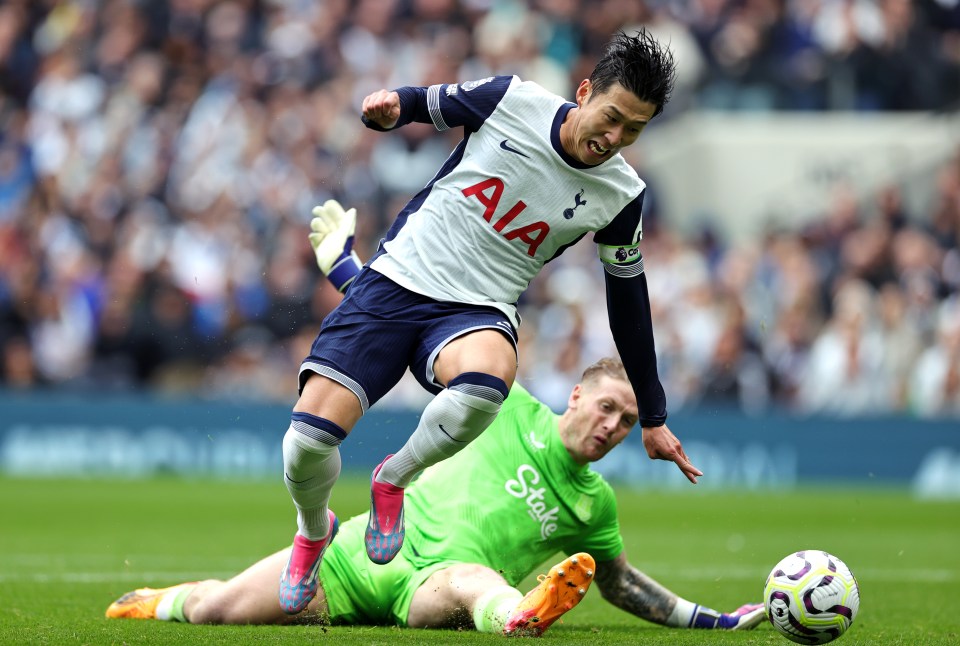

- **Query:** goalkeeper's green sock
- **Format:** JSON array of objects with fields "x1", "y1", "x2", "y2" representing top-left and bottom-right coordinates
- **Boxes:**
[
  {"x1": 156, "y1": 583, "x2": 197, "y2": 622},
  {"x1": 472, "y1": 585, "x2": 524, "y2": 633}
]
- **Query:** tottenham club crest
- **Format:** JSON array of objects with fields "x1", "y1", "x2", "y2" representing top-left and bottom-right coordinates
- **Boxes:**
[{"x1": 563, "y1": 189, "x2": 587, "y2": 219}]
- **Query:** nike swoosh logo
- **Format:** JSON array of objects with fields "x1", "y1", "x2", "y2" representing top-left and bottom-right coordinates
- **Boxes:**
[
  {"x1": 438, "y1": 424, "x2": 467, "y2": 443},
  {"x1": 499, "y1": 139, "x2": 529, "y2": 158}
]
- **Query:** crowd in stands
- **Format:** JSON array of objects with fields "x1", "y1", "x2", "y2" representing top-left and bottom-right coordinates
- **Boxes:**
[{"x1": 0, "y1": 0, "x2": 958, "y2": 417}]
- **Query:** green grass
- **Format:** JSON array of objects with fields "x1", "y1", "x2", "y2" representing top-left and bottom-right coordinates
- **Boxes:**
[{"x1": 1, "y1": 477, "x2": 958, "y2": 645}]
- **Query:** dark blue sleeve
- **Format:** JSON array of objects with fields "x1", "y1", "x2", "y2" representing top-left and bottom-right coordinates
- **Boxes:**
[
  {"x1": 361, "y1": 75, "x2": 514, "y2": 134},
  {"x1": 593, "y1": 192, "x2": 664, "y2": 423},
  {"x1": 594, "y1": 192, "x2": 644, "y2": 246},
  {"x1": 605, "y1": 270, "x2": 668, "y2": 427}
]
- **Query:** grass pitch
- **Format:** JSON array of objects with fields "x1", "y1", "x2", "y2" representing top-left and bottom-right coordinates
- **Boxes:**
[{"x1": 0, "y1": 476, "x2": 957, "y2": 645}]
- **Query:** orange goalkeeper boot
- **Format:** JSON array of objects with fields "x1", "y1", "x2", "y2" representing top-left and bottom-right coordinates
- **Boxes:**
[
  {"x1": 105, "y1": 583, "x2": 194, "y2": 620},
  {"x1": 504, "y1": 552, "x2": 595, "y2": 636}
]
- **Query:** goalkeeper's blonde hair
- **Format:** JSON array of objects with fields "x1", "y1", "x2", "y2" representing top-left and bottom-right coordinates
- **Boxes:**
[{"x1": 580, "y1": 357, "x2": 628, "y2": 388}]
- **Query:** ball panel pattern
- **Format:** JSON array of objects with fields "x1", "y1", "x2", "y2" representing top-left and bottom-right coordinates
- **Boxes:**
[{"x1": 763, "y1": 550, "x2": 859, "y2": 645}]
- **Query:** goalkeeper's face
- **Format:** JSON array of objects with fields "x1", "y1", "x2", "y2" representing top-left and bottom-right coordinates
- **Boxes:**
[{"x1": 560, "y1": 375, "x2": 639, "y2": 465}]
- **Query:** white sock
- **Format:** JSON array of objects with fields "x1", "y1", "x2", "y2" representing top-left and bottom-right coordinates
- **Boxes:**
[
  {"x1": 669, "y1": 598, "x2": 728, "y2": 628},
  {"x1": 155, "y1": 584, "x2": 196, "y2": 622},
  {"x1": 379, "y1": 380, "x2": 505, "y2": 487},
  {"x1": 667, "y1": 597, "x2": 698, "y2": 627},
  {"x1": 472, "y1": 585, "x2": 523, "y2": 633},
  {"x1": 283, "y1": 425, "x2": 341, "y2": 540}
]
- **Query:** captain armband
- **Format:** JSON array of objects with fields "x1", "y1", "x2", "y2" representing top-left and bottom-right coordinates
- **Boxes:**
[{"x1": 598, "y1": 243, "x2": 645, "y2": 278}]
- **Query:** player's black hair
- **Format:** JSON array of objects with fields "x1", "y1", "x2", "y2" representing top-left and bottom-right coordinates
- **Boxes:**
[{"x1": 588, "y1": 29, "x2": 676, "y2": 118}]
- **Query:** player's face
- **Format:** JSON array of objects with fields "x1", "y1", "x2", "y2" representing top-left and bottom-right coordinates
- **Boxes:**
[
  {"x1": 561, "y1": 376, "x2": 639, "y2": 464},
  {"x1": 563, "y1": 79, "x2": 657, "y2": 166}
]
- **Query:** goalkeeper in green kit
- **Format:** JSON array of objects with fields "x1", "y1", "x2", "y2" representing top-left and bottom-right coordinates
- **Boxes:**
[{"x1": 105, "y1": 201, "x2": 763, "y2": 635}]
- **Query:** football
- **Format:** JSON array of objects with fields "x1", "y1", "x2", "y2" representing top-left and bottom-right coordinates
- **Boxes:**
[{"x1": 763, "y1": 550, "x2": 860, "y2": 644}]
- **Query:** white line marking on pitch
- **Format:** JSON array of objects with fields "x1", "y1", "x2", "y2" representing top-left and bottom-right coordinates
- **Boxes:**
[
  {"x1": 623, "y1": 565, "x2": 958, "y2": 583},
  {"x1": 0, "y1": 571, "x2": 235, "y2": 583},
  {"x1": 0, "y1": 566, "x2": 956, "y2": 584}
]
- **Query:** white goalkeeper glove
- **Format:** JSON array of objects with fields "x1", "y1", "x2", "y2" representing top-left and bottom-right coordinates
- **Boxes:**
[{"x1": 309, "y1": 199, "x2": 363, "y2": 292}]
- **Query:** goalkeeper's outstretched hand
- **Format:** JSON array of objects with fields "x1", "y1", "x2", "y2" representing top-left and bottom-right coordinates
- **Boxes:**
[
  {"x1": 718, "y1": 603, "x2": 765, "y2": 630},
  {"x1": 309, "y1": 199, "x2": 363, "y2": 293},
  {"x1": 687, "y1": 602, "x2": 765, "y2": 630}
]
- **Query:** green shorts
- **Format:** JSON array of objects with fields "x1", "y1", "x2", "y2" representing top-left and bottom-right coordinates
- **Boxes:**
[{"x1": 319, "y1": 515, "x2": 455, "y2": 625}]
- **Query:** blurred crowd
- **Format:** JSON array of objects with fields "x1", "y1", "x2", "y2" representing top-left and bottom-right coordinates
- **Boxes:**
[
  {"x1": 0, "y1": 0, "x2": 959, "y2": 417},
  {"x1": 520, "y1": 169, "x2": 960, "y2": 418}
]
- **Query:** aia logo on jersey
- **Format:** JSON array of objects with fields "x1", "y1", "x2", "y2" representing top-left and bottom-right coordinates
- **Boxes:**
[
  {"x1": 462, "y1": 178, "x2": 549, "y2": 257},
  {"x1": 563, "y1": 189, "x2": 587, "y2": 219}
]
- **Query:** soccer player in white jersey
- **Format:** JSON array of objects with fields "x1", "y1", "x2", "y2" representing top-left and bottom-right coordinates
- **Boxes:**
[
  {"x1": 108, "y1": 359, "x2": 762, "y2": 634},
  {"x1": 106, "y1": 203, "x2": 765, "y2": 634},
  {"x1": 277, "y1": 29, "x2": 702, "y2": 614}
]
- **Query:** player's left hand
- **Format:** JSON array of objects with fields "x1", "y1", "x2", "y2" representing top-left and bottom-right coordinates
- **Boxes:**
[
  {"x1": 308, "y1": 199, "x2": 363, "y2": 293},
  {"x1": 641, "y1": 423, "x2": 702, "y2": 484},
  {"x1": 309, "y1": 199, "x2": 356, "y2": 275}
]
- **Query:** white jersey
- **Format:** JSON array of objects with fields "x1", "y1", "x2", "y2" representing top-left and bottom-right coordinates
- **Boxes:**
[{"x1": 369, "y1": 76, "x2": 646, "y2": 328}]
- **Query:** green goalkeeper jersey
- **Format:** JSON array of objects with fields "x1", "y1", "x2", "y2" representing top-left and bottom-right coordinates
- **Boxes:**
[{"x1": 402, "y1": 383, "x2": 624, "y2": 584}]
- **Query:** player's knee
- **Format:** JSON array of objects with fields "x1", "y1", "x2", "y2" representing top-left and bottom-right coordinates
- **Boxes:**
[
  {"x1": 442, "y1": 563, "x2": 512, "y2": 614},
  {"x1": 436, "y1": 328, "x2": 518, "y2": 386},
  {"x1": 284, "y1": 413, "x2": 347, "y2": 456},
  {"x1": 296, "y1": 373, "x2": 365, "y2": 430},
  {"x1": 447, "y1": 372, "x2": 509, "y2": 413},
  {"x1": 441, "y1": 373, "x2": 510, "y2": 442},
  {"x1": 446, "y1": 563, "x2": 507, "y2": 589}
]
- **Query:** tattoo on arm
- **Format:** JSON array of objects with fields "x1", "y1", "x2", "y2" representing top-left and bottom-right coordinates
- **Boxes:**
[{"x1": 594, "y1": 554, "x2": 677, "y2": 625}]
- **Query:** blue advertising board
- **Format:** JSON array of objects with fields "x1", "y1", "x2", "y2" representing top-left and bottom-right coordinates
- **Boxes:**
[{"x1": 1, "y1": 392, "x2": 958, "y2": 496}]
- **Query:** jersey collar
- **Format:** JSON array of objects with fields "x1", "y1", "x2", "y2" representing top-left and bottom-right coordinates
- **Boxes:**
[{"x1": 551, "y1": 102, "x2": 596, "y2": 170}]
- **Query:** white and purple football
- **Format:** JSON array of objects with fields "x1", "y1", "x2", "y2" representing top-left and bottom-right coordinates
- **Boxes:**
[{"x1": 763, "y1": 550, "x2": 860, "y2": 644}]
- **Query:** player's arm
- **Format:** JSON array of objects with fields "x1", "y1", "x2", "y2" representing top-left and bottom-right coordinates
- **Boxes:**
[
  {"x1": 594, "y1": 552, "x2": 674, "y2": 623},
  {"x1": 594, "y1": 552, "x2": 763, "y2": 630},
  {"x1": 595, "y1": 195, "x2": 702, "y2": 484},
  {"x1": 361, "y1": 76, "x2": 515, "y2": 133}
]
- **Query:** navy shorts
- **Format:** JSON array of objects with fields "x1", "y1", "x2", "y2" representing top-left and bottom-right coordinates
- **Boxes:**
[{"x1": 299, "y1": 269, "x2": 518, "y2": 412}]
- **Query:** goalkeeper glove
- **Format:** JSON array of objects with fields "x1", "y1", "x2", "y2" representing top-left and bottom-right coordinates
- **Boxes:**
[{"x1": 309, "y1": 199, "x2": 363, "y2": 293}]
